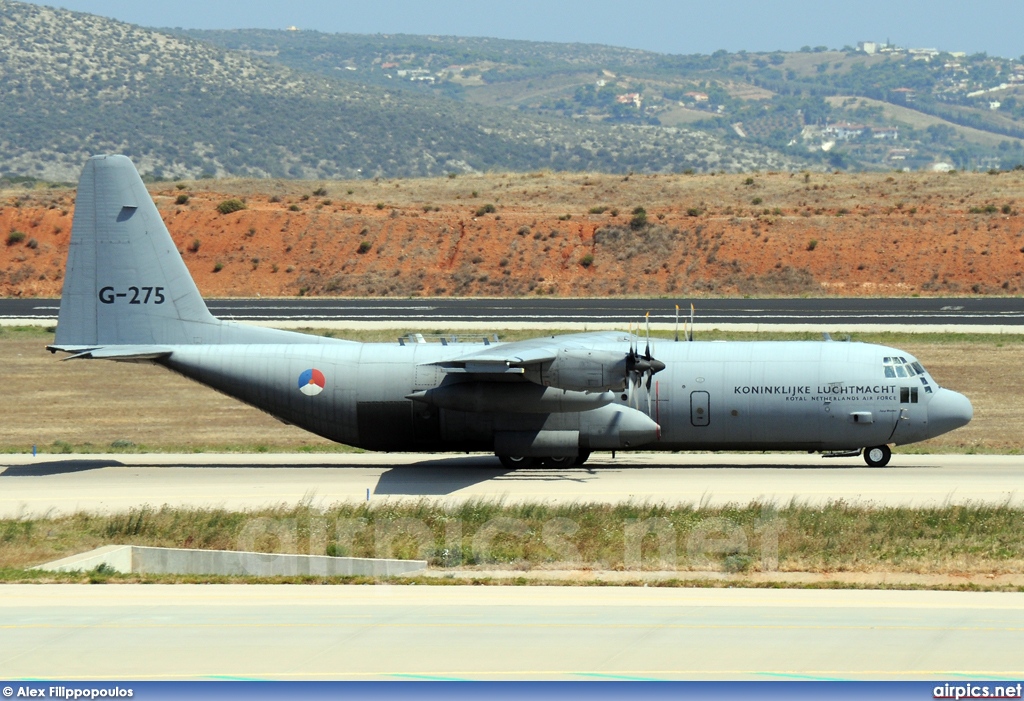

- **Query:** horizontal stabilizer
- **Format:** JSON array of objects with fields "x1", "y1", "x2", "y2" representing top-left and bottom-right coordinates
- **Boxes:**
[{"x1": 48, "y1": 345, "x2": 173, "y2": 362}]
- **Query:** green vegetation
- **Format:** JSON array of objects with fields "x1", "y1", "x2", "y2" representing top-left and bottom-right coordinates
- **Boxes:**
[
  {"x1": 357, "y1": 240, "x2": 372, "y2": 254},
  {"x1": 216, "y1": 199, "x2": 246, "y2": 215},
  {"x1": 580, "y1": 253, "x2": 594, "y2": 268},
  {"x1": 475, "y1": 203, "x2": 496, "y2": 216},
  {"x1": 629, "y1": 206, "x2": 648, "y2": 230},
  {"x1": 175, "y1": 194, "x2": 189, "y2": 205},
  {"x1": 6, "y1": 231, "x2": 26, "y2": 245}
]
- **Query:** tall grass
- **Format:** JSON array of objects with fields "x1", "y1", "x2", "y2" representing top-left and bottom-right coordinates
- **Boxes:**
[{"x1": 4, "y1": 501, "x2": 1023, "y2": 576}]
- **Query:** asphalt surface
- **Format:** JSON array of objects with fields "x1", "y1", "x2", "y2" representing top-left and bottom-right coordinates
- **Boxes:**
[
  {"x1": 2, "y1": 585, "x2": 1022, "y2": 680},
  {"x1": 2, "y1": 453, "x2": 1021, "y2": 516},
  {"x1": 3, "y1": 296, "x2": 1024, "y2": 330}
]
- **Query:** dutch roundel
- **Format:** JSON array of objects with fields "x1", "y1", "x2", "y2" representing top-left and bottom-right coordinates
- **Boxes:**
[{"x1": 298, "y1": 368, "x2": 326, "y2": 396}]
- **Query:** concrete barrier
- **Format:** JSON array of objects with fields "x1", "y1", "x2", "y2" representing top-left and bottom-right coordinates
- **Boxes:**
[{"x1": 34, "y1": 545, "x2": 427, "y2": 577}]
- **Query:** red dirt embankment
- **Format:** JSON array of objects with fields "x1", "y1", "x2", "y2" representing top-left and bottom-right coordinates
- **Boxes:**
[{"x1": 2, "y1": 170, "x2": 1023, "y2": 298}]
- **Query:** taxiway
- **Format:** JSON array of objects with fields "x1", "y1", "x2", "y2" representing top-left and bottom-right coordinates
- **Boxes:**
[
  {"x1": 1, "y1": 585, "x2": 1022, "y2": 680},
  {"x1": 1, "y1": 452, "x2": 1021, "y2": 516}
]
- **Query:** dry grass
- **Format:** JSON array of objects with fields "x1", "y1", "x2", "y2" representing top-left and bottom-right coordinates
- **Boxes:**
[
  {"x1": 0, "y1": 326, "x2": 1019, "y2": 453},
  {"x1": 3, "y1": 501, "x2": 1024, "y2": 579}
]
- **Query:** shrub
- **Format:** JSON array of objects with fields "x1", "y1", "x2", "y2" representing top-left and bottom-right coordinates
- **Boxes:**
[
  {"x1": 358, "y1": 241, "x2": 372, "y2": 254},
  {"x1": 175, "y1": 183, "x2": 187, "y2": 190},
  {"x1": 376, "y1": 202, "x2": 385, "y2": 210},
  {"x1": 751, "y1": 197, "x2": 763, "y2": 205},
  {"x1": 213, "y1": 262, "x2": 224, "y2": 272},
  {"x1": 269, "y1": 195, "x2": 282, "y2": 203},
  {"x1": 175, "y1": 194, "x2": 189, "y2": 205},
  {"x1": 744, "y1": 177, "x2": 755, "y2": 186},
  {"x1": 475, "y1": 203, "x2": 496, "y2": 217},
  {"x1": 807, "y1": 239, "x2": 818, "y2": 251},
  {"x1": 216, "y1": 199, "x2": 245, "y2": 215},
  {"x1": 313, "y1": 187, "x2": 328, "y2": 197},
  {"x1": 289, "y1": 204, "x2": 301, "y2": 212},
  {"x1": 557, "y1": 213, "x2": 571, "y2": 221},
  {"x1": 6, "y1": 231, "x2": 26, "y2": 245},
  {"x1": 26, "y1": 238, "x2": 38, "y2": 249},
  {"x1": 629, "y1": 207, "x2": 648, "y2": 230},
  {"x1": 1002, "y1": 204, "x2": 1013, "y2": 215},
  {"x1": 188, "y1": 238, "x2": 200, "y2": 253},
  {"x1": 580, "y1": 253, "x2": 594, "y2": 268},
  {"x1": 686, "y1": 207, "x2": 702, "y2": 217},
  {"x1": 588, "y1": 205, "x2": 608, "y2": 214}
]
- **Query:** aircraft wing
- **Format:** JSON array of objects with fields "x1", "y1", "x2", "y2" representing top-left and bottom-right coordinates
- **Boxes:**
[{"x1": 428, "y1": 331, "x2": 628, "y2": 374}]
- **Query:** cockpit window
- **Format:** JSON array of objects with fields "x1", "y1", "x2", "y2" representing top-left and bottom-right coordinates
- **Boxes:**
[{"x1": 883, "y1": 356, "x2": 926, "y2": 379}]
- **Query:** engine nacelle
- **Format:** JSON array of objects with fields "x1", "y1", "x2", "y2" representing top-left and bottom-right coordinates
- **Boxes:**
[{"x1": 525, "y1": 349, "x2": 629, "y2": 393}]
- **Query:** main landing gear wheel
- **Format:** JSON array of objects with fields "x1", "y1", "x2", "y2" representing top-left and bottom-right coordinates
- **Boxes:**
[
  {"x1": 497, "y1": 454, "x2": 537, "y2": 469},
  {"x1": 863, "y1": 445, "x2": 892, "y2": 467},
  {"x1": 541, "y1": 456, "x2": 573, "y2": 468}
]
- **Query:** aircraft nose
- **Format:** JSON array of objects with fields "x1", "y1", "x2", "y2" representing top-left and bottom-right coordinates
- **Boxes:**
[{"x1": 928, "y1": 388, "x2": 973, "y2": 436}]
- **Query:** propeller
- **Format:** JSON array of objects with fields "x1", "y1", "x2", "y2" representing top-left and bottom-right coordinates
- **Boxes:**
[{"x1": 625, "y1": 312, "x2": 666, "y2": 412}]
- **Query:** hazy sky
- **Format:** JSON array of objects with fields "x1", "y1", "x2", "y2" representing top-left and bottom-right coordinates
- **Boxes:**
[{"x1": 25, "y1": 0, "x2": 1024, "y2": 59}]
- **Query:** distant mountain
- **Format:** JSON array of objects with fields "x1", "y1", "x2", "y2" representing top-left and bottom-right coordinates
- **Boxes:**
[{"x1": 0, "y1": 1, "x2": 809, "y2": 181}]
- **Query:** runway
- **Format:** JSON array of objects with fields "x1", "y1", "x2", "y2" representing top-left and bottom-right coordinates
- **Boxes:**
[
  {"x1": 1, "y1": 453, "x2": 1021, "y2": 516},
  {"x1": 4, "y1": 296, "x2": 1024, "y2": 332},
  {"x1": 1, "y1": 585, "x2": 1022, "y2": 680}
]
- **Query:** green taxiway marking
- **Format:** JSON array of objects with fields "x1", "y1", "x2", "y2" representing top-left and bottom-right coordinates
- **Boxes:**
[{"x1": 755, "y1": 671, "x2": 851, "y2": 681}]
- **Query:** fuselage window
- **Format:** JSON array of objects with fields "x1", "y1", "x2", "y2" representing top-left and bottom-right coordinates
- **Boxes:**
[
  {"x1": 911, "y1": 361, "x2": 925, "y2": 375},
  {"x1": 884, "y1": 366, "x2": 896, "y2": 378},
  {"x1": 895, "y1": 365, "x2": 908, "y2": 378}
]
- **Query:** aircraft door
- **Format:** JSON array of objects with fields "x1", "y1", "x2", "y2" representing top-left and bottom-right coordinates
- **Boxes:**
[{"x1": 690, "y1": 391, "x2": 710, "y2": 427}]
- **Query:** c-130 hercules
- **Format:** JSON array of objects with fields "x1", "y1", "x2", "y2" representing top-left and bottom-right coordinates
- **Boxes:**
[{"x1": 48, "y1": 156, "x2": 973, "y2": 467}]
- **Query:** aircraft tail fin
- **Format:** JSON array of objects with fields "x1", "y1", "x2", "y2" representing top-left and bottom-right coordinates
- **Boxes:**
[{"x1": 54, "y1": 155, "x2": 221, "y2": 347}]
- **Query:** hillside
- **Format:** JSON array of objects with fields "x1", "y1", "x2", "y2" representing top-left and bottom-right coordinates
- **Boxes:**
[
  {"x1": 0, "y1": 0, "x2": 807, "y2": 182},
  {"x1": 186, "y1": 30, "x2": 1024, "y2": 172},
  {"x1": 3, "y1": 169, "x2": 1023, "y2": 298}
]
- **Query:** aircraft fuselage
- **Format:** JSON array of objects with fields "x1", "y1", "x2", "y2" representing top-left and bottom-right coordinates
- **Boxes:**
[{"x1": 162, "y1": 337, "x2": 967, "y2": 454}]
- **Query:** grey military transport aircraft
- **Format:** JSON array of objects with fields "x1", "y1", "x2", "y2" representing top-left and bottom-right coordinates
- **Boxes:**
[{"x1": 48, "y1": 155, "x2": 973, "y2": 467}]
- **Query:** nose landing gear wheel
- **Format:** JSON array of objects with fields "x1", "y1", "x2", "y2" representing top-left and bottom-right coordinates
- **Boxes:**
[{"x1": 863, "y1": 445, "x2": 892, "y2": 467}]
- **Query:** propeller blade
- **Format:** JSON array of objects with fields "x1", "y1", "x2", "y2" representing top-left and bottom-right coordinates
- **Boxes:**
[
  {"x1": 674, "y1": 304, "x2": 680, "y2": 342},
  {"x1": 644, "y1": 312, "x2": 651, "y2": 359},
  {"x1": 689, "y1": 303, "x2": 695, "y2": 342}
]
